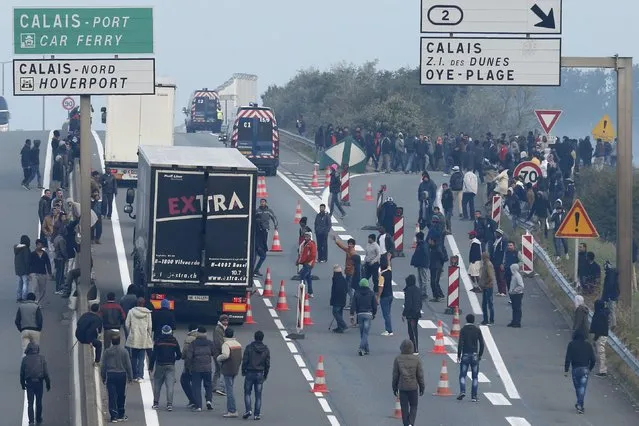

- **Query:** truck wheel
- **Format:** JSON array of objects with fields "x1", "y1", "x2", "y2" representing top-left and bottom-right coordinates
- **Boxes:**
[{"x1": 267, "y1": 167, "x2": 278, "y2": 177}]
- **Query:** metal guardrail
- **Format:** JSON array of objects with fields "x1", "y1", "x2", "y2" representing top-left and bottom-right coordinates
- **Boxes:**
[
  {"x1": 279, "y1": 128, "x2": 315, "y2": 147},
  {"x1": 509, "y1": 214, "x2": 639, "y2": 376}
]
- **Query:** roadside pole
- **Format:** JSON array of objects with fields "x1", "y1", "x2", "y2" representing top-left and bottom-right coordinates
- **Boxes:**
[{"x1": 79, "y1": 95, "x2": 92, "y2": 290}]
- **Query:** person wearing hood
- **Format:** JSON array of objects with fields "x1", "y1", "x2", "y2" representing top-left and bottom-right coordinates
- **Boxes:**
[
  {"x1": 101, "y1": 292, "x2": 126, "y2": 350},
  {"x1": 328, "y1": 164, "x2": 347, "y2": 218},
  {"x1": 394, "y1": 132, "x2": 406, "y2": 171},
  {"x1": 392, "y1": 339, "x2": 425, "y2": 426},
  {"x1": 377, "y1": 262, "x2": 394, "y2": 336},
  {"x1": 14, "y1": 235, "x2": 31, "y2": 302},
  {"x1": 75, "y1": 303, "x2": 103, "y2": 363},
  {"x1": 449, "y1": 166, "x2": 464, "y2": 217},
  {"x1": 180, "y1": 324, "x2": 199, "y2": 408},
  {"x1": 589, "y1": 300, "x2": 609, "y2": 378},
  {"x1": 550, "y1": 201, "x2": 569, "y2": 261},
  {"x1": 417, "y1": 171, "x2": 437, "y2": 205},
  {"x1": 410, "y1": 232, "x2": 430, "y2": 300},
  {"x1": 20, "y1": 139, "x2": 32, "y2": 189},
  {"x1": 350, "y1": 279, "x2": 378, "y2": 356},
  {"x1": 185, "y1": 327, "x2": 215, "y2": 412},
  {"x1": 468, "y1": 231, "x2": 482, "y2": 292},
  {"x1": 330, "y1": 265, "x2": 348, "y2": 333},
  {"x1": 20, "y1": 342, "x2": 51, "y2": 425},
  {"x1": 101, "y1": 335, "x2": 133, "y2": 423},
  {"x1": 125, "y1": 297, "x2": 153, "y2": 382},
  {"x1": 16, "y1": 292, "x2": 43, "y2": 352},
  {"x1": 402, "y1": 275, "x2": 423, "y2": 354},
  {"x1": 572, "y1": 295, "x2": 590, "y2": 339},
  {"x1": 441, "y1": 182, "x2": 454, "y2": 232},
  {"x1": 462, "y1": 169, "x2": 478, "y2": 220},
  {"x1": 564, "y1": 329, "x2": 596, "y2": 414},
  {"x1": 242, "y1": 330, "x2": 270, "y2": 420},
  {"x1": 152, "y1": 299, "x2": 176, "y2": 341},
  {"x1": 149, "y1": 325, "x2": 182, "y2": 412},
  {"x1": 508, "y1": 264, "x2": 525, "y2": 327},
  {"x1": 216, "y1": 327, "x2": 243, "y2": 418},
  {"x1": 213, "y1": 315, "x2": 230, "y2": 396}
]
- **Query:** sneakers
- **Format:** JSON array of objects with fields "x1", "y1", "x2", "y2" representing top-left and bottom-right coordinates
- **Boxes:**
[
  {"x1": 242, "y1": 411, "x2": 253, "y2": 419},
  {"x1": 480, "y1": 321, "x2": 488, "y2": 325},
  {"x1": 575, "y1": 404, "x2": 584, "y2": 414},
  {"x1": 152, "y1": 403, "x2": 159, "y2": 409},
  {"x1": 215, "y1": 389, "x2": 226, "y2": 396},
  {"x1": 187, "y1": 403, "x2": 196, "y2": 409},
  {"x1": 167, "y1": 405, "x2": 173, "y2": 412},
  {"x1": 254, "y1": 415, "x2": 261, "y2": 420},
  {"x1": 223, "y1": 412, "x2": 238, "y2": 418},
  {"x1": 110, "y1": 420, "x2": 119, "y2": 423},
  {"x1": 331, "y1": 328, "x2": 344, "y2": 333},
  {"x1": 456, "y1": 392, "x2": 466, "y2": 400},
  {"x1": 595, "y1": 372, "x2": 607, "y2": 378},
  {"x1": 358, "y1": 349, "x2": 364, "y2": 356},
  {"x1": 381, "y1": 331, "x2": 393, "y2": 336},
  {"x1": 206, "y1": 400, "x2": 213, "y2": 410},
  {"x1": 471, "y1": 397, "x2": 478, "y2": 403},
  {"x1": 413, "y1": 352, "x2": 419, "y2": 356},
  {"x1": 22, "y1": 184, "x2": 30, "y2": 190},
  {"x1": 118, "y1": 416, "x2": 128, "y2": 422},
  {"x1": 254, "y1": 270, "x2": 263, "y2": 277},
  {"x1": 192, "y1": 407, "x2": 202, "y2": 412}
]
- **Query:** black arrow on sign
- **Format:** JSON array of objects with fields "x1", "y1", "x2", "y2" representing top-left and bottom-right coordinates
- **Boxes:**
[{"x1": 531, "y1": 4, "x2": 556, "y2": 29}]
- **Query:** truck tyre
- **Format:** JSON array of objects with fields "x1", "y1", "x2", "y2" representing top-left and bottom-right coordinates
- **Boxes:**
[{"x1": 267, "y1": 167, "x2": 277, "y2": 177}]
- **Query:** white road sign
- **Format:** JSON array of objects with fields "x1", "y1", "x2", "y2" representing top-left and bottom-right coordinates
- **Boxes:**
[
  {"x1": 13, "y1": 58, "x2": 155, "y2": 96},
  {"x1": 62, "y1": 96, "x2": 75, "y2": 111},
  {"x1": 420, "y1": 37, "x2": 561, "y2": 86},
  {"x1": 421, "y1": 0, "x2": 562, "y2": 34}
]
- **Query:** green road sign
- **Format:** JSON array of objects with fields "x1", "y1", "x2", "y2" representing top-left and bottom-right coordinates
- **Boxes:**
[
  {"x1": 13, "y1": 7, "x2": 154, "y2": 55},
  {"x1": 320, "y1": 136, "x2": 367, "y2": 173}
]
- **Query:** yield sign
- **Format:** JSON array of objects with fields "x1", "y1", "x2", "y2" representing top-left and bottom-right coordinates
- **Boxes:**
[{"x1": 535, "y1": 109, "x2": 562, "y2": 134}]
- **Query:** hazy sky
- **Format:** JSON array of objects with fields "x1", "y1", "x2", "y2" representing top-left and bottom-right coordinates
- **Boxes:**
[{"x1": 1, "y1": 0, "x2": 637, "y2": 132}]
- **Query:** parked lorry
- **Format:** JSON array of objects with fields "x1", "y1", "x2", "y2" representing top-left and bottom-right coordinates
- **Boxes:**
[
  {"x1": 102, "y1": 78, "x2": 176, "y2": 182},
  {"x1": 183, "y1": 88, "x2": 222, "y2": 133},
  {"x1": 125, "y1": 145, "x2": 257, "y2": 323},
  {"x1": 230, "y1": 103, "x2": 280, "y2": 176}
]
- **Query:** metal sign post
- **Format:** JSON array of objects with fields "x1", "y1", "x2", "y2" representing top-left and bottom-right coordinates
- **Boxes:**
[{"x1": 79, "y1": 95, "x2": 92, "y2": 290}]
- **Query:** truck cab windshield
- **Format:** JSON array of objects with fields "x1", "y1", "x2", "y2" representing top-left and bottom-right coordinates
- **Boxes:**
[{"x1": 194, "y1": 98, "x2": 217, "y2": 116}]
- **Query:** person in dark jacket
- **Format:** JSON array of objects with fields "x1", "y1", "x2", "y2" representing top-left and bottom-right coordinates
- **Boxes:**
[
  {"x1": 254, "y1": 199, "x2": 278, "y2": 277},
  {"x1": 456, "y1": 314, "x2": 485, "y2": 402},
  {"x1": 449, "y1": 166, "x2": 464, "y2": 216},
  {"x1": 100, "y1": 168, "x2": 118, "y2": 219},
  {"x1": 181, "y1": 324, "x2": 198, "y2": 407},
  {"x1": 152, "y1": 299, "x2": 176, "y2": 341},
  {"x1": 101, "y1": 292, "x2": 126, "y2": 349},
  {"x1": 20, "y1": 342, "x2": 51, "y2": 425},
  {"x1": 213, "y1": 315, "x2": 229, "y2": 396},
  {"x1": 600, "y1": 262, "x2": 619, "y2": 329},
  {"x1": 14, "y1": 235, "x2": 31, "y2": 302},
  {"x1": 410, "y1": 232, "x2": 430, "y2": 299},
  {"x1": 589, "y1": 300, "x2": 609, "y2": 377},
  {"x1": 350, "y1": 279, "x2": 378, "y2": 356},
  {"x1": 490, "y1": 229, "x2": 508, "y2": 296},
  {"x1": 185, "y1": 327, "x2": 215, "y2": 411},
  {"x1": 328, "y1": 164, "x2": 347, "y2": 218},
  {"x1": 20, "y1": 139, "x2": 32, "y2": 189},
  {"x1": 417, "y1": 171, "x2": 437, "y2": 205},
  {"x1": 330, "y1": 265, "x2": 348, "y2": 333},
  {"x1": 392, "y1": 339, "x2": 424, "y2": 426},
  {"x1": 76, "y1": 303, "x2": 103, "y2": 363},
  {"x1": 27, "y1": 139, "x2": 43, "y2": 189},
  {"x1": 242, "y1": 330, "x2": 270, "y2": 420},
  {"x1": 441, "y1": 182, "x2": 454, "y2": 232},
  {"x1": 101, "y1": 335, "x2": 133, "y2": 422},
  {"x1": 428, "y1": 237, "x2": 448, "y2": 302},
  {"x1": 119, "y1": 284, "x2": 139, "y2": 334},
  {"x1": 149, "y1": 325, "x2": 181, "y2": 411},
  {"x1": 564, "y1": 329, "x2": 596, "y2": 414},
  {"x1": 402, "y1": 275, "x2": 422, "y2": 354},
  {"x1": 16, "y1": 292, "x2": 44, "y2": 352},
  {"x1": 314, "y1": 204, "x2": 331, "y2": 262},
  {"x1": 29, "y1": 239, "x2": 52, "y2": 302},
  {"x1": 526, "y1": 190, "x2": 551, "y2": 238},
  {"x1": 38, "y1": 190, "x2": 52, "y2": 230}
]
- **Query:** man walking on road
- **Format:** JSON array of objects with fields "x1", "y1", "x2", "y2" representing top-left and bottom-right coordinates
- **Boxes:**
[
  {"x1": 29, "y1": 239, "x2": 52, "y2": 302},
  {"x1": 101, "y1": 335, "x2": 133, "y2": 423},
  {"x1": 330, "y1": 265, "x2": 348, "y2": 333},
  {"x1": 20, "y1": 342, "x2": 51, "y2": 425},
  {"x1": 350, "y1": 279, "x2": 378, "y2": 356},
  {"x1": 479, "y1": 253, "x2": 496, "y2": 326},
  {"x1": 297, "y1": 231, "x2": 317, "y2": 297},
  {"x1": 589, "y1": 300, "x2": 609, "y2": 378},
  {"x1": 392, "y1": 339, "x2": 425, "y2": 426},
  {"x1": 242, "y1": 330, "x2": 270, "y2": 420},
  {"x1": 402, "y1": 275, "x2": 422, "y2": 355},
  {"x1": 254, "y1": 199, "x2": 278, "y2": 277},
  {"x1": 314, "y1": 204, "x2": 331, "y2": 263},
  {"x1": 217, "y1": 327, "x2": 243, "y2": 417},
  {"x1": 20, "y1": 139, "x2": 32, "y2": 189},
  {"x1": 363, "y1": 234, "x2": 381, "y2": 291},
  {"x1": 462, "y1": 169, "x2": 478, "y2": 220},
  {"x1": 14, "y1": 235, "x2": 31, "y2": 302},
  {"x1": 213, "y1": 315, "x2": 229, "y2": 396},
  {"x1": 410, "y1": 232, "x2": 430, "y2": 300},
  {"x1": 101, "y1": 168, "x2": 118, "y2": 219},
  {"x1": 181, "y1": 324, "x2": 199, "y2": 408},
  {"x1": 456, "y1": 314, "x2": 485, "y2": 402},
  {"x1": 150, "y1": 325, "x2": 181, "y2": 411},
  {"x1": 328, "y1": 164, "x2": 347, "y2": 218},
  {"x1": 334, "y1": 235, "x2": 357, "y2": 305},
  {"x1": 185, "y1": 327, "x2": 215, "y2": 412},
  {"x1": 102, "y1": 292, "x2": 126, "y2": 350},
  {"x1": 564, "y1": 329, "x2": 596, "y2": 414},
  {"x1": 15, "y1": 293, "x2": 43, "y2": 352}
]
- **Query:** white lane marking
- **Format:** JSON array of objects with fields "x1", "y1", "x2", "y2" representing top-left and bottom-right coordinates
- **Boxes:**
[
  {"x1": 279, "y1": 330, "x2": 292, "y2": 341},
  {"x1": 327, "y1": 415, "x2": 341, "y2": 426},
  {"x1": 301, "y1": 368, "x2": 314, "y2": 381},
  {"x1": 256, "y1": 288, "x2": 264, "y2": 296},
  {"x1": 92, "y1": 131, "x2": 161, "y2": 426},
  {"x1": 484, "y1": 392, "x2": 512, "y2": 406},
  {"x1": 317, "y1": 398, "x2": 332, "y2": 413},
  {"x1": 480, "y1": 325, "x2": 520, "y2": 399},
  {"x1": 273, "y1": 319, "x2": 285, "y2": 329},
  {"x1": 294, "y1": 354, "x2": 306, "y2": 368},
  {"x1": 339, "y1": 234, "x2": 353, "y2": 240},
  {"x1": 263, "y1": 298, "x2": 273, "y2": 307},
  {"x1": 419, "y1": 320, "x2": 437, "y2": 329},
  {"x1": 447, "y1": 353, "x2": 457, "y2": 363},
  {"x1": 286, "y1": 342, "x2": 298, "y2": 354},
  {"x1": 268, "y1": 308, "x2": 278, "y2": 318},
  {"x1": 445, "y1": 354, "x2": 490, "y2": 382},
  {"x1": 93, "y1": 365, "x2": 105, "y2": 426},
  {"x1": 392, "y1": 291, "x2": 405, "y2": 300},
  {"x1": 332, "y1": 226, "x2": 345, "y2": 232},
  {"x1": 254, "y1": 280, "x2": 263, "y2": 288},
  {"x1": 506, "y1": 417, "x2": 532, "y2": 426},
  {"x1": 430, "y1": 335, "x2": 457, "y2": 346}
]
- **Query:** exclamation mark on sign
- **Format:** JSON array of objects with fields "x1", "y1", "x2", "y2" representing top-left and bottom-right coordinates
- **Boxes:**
[
  {"x1": 574, "y1": 212, "x2": 581, "y2": 233},
  {"x1": 603, "y1": 120, "x2": 608, "y2": 132}
]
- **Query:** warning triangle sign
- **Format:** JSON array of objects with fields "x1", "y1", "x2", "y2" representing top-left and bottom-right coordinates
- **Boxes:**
[
  {"x1": 535, "y1": 110, "x2": 562, "y2": 134},
  {"x1": 555, "y1": 199, "x2": 599, "y2": 238},
  {"x1": 592, "y1": 114, "x2": 616, "y2": 142}
]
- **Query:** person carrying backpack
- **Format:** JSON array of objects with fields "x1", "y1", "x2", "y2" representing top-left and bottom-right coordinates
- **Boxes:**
[{"x1": 76, "y1": 304, "x2": 103, "y2": 363}]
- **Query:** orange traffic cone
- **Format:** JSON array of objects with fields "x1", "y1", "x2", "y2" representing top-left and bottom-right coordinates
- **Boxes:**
[
  {"x1": 310, "y1": 355, "x2": 328, "y2": 393},
  {"x1": 391, "y1": 397, "x2": 402, "y2": 419},
  {"x1": 293, "y1": 200, "x2": 302, "y2": 224},
  {"x1": 411, "y1": 223, "x2": 420, "y2": 249},
  {"x1": 324, "y1": 167, "x2": 331, "y2": 187},
  {"x1": 256, "y1": 176, "x2": 268, "y2": 199},
  {"x1": 364, "y1": 180, "x2": 373, "y2": 201},
  {"x1": 245, "y1": 290, "x2": 256, "y2": 324},
  {"x1": 275, "y1": 280, "x2": 289, "y2": 311},
  {"x1": 311, "y1": 164, "x2": 319, "y2": 188},
  {"x1": 260, "y1": 176, "x2": 269, "y2": 198},
  {"x1": 449, "y1": 306, "x2": 461, "y2": 338},
  {"x1": 303, "y1": 292, "x2": 314, "y2": 326},
  {"x1": 433, "y1": 360, "x2": 453, "y2": 396},
  {"x1": 270, "y1": 229, "x2": 283, "y2": 252},
  {"x1": 262, "y1": 267, "x2": 274, "y2": 297},
  {"x1": 431, "y1": 320, "x2": 447, "y2": 354}
]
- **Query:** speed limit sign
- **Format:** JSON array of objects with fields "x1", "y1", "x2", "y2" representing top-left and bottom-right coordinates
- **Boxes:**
[
  {"x1": 514, "y1": 161, "x2": 542, "y2": 186},
  {"x1": 62, "y1": 97, "x2": 75, "y2": 111}
]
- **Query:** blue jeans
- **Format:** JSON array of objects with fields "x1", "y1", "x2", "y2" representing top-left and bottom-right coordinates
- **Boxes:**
[
  {"x1": 255, "y1": 252, "x2": 266, "y2": 272},
  {"x1": 329, "y1": 192, "x2": 345, "y2": 216},
  {"x1": 553, "y1": 235, "x2": 569, "y2": 256},
  {"x1": 571, "y1": 367, "x2": 590, "y2": 407},
  {"x1": 300, "y1": 264, "x2": 313, "y2": 295},
  {"x1": 244, "y1": 371, "x2": 264, "y2": 416},
  {"x1": 357, "y1": 313, "x2": 372, "y2": 352},
  {"x1": 380, "y1": 296, "x2": 393, "y2": 333},
  {"x1": 130, "y1": 348, "x2": 146, "y2": 380},
  {"x1": 331, "y1": 305, "x2": 347, "y2": 331},
  {"x1": 17, "y1": 275, "x2": 29, "y2": 300},
  {"x1": 224, "y1": 375, "x2": 237, "y2": 413},
  {"x1": 481, "y1": 288, "x2": 494, "y2": 323},
  {"x1": 459, "y1": 353, "x2": 480, "y2": 398}
]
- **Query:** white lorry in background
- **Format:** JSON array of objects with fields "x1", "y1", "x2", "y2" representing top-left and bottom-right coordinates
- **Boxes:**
[{"x1": 102, "y1": 78, "x2": 176, "y2": 183}]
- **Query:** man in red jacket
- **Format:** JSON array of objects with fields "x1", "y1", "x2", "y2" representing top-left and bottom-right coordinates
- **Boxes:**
[{"x1": 296, "y1": 232, "x2": 317, "y2": 297}]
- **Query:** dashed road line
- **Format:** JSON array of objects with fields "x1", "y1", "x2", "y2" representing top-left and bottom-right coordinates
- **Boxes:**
[
  {"x1": 418, "y1": 319, "x2": 437, "y2": 329},
  {"x1": 506, "y1": 417, "x2": 532, "y2": 426},
  {"x1": 484, "y1": 392, "x2": 512, "y2": 406}
]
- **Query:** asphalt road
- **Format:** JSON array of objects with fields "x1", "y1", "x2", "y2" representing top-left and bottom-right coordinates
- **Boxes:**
[
  {"x1": 86, "y1": 130, "x2": 639, "y2": 426},
  {"x1": 0, "y1": 130, "x2": 72, "y2": 426}
]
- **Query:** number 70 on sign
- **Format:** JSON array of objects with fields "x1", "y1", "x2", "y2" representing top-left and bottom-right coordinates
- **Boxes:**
[{"x1": 514, "y1": 161, "x2": 543, "y2": 186}]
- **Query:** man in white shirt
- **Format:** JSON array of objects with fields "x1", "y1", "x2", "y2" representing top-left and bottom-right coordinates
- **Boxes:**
[{"x1": 462, "y1": 170, "x2": 478, "y2": 220}]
